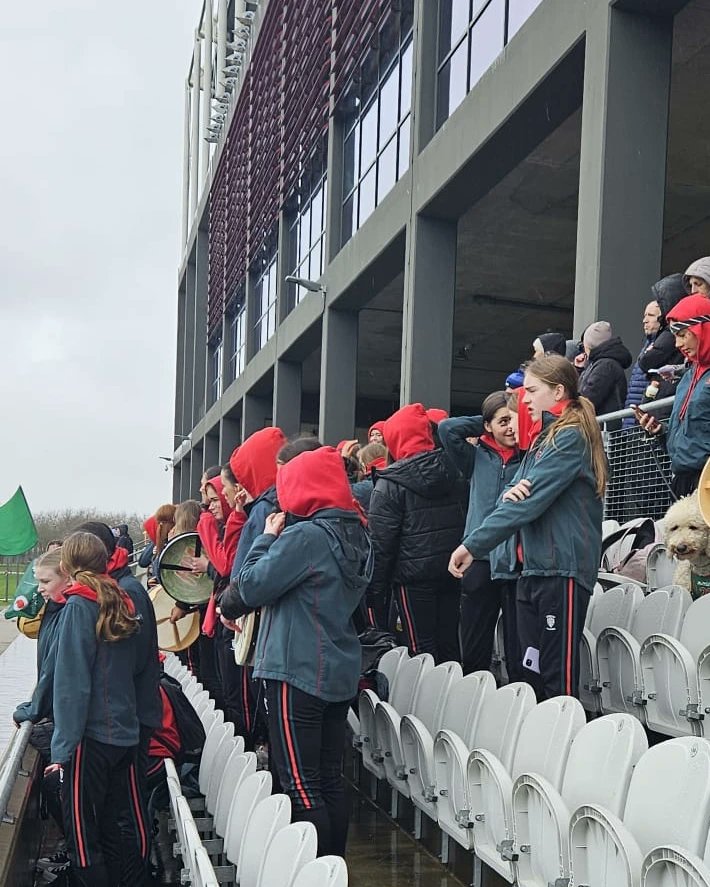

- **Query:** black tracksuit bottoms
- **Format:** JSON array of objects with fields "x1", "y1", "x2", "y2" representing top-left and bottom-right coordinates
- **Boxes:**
[
  {"x1": 459, "y1": 560, "x2": 522, "y2": 681},
  {"x1": 61, "y1": 737, "x2": 149, "y2": 887},
  {"x1": 516, "y1": 575, "x2": 591, "y2": 701},
  {"x1": 265, "y1": 680, "x2": 350, "y2": 857},
  {"x1": 395, "y1": 583, "x2": 461, "y2": 664},
  {"x1": 215, "y1": 621, "x2": 260, "y2": 749}
]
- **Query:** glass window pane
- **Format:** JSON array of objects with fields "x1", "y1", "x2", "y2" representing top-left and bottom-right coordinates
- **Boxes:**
[
  {"x1": 359, "y1": 167, "x2": 376, "y2": 227},
  {"x1": 472, "y1": 0, "x2": 491, "y2": 18},
  {"x1": 437, "y1": 39, "x2": 468, "y2": 127},
  {"x1": 300, "y1": 205, "x2": 311, "y2": 262},
  {"x1": 343, "y1": 129, "x2": 358, "y2": 194},
  {"x1": 398, "y1": 117, "x2": 410, "y2": 179},
  {"x1": 439, "y1": 0, "x2": 471, "y2": 61},
  {"x1": 310, "y1": 185, "x2": 323, "y2": 243},
  {"x1": 342, "y1": 192, "x2": 357, "y2": 243},
  {"x1": 469, "y1": 0, "x2": 504, "y2": 88},
  {"x1": 508, "y1": 0, "x2": 544, "y2": 40},
  {"x1": 379, "y1": 67, "x2": 399, "y2": 147},
  {"x1": 377, "y1": 136, "x2": 397, "y2": 204},
  {"x1": 360, "y1": 98, "x2": 378, "y2": 174},
  {"x1": 400, "y1": 41, "x2": 413, "y2": 118}
]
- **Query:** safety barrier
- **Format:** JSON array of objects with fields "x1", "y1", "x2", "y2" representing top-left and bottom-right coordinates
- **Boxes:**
[
  {"x1": 596, "y1": 397, "x2": 675, "y2": 523},
  {"x1": 0, "y1": 722, "x2": 32, "y2": 824}
]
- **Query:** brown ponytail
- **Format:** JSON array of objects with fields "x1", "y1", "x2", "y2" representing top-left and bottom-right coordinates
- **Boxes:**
[
  {"x1": 61, "y1": 532, "x2": 138, "y2": 642},
  {"x1": 154, "y1": 503, "x2": 177, "y2": 558},
  {"x1": 526, "y1": 355, "x2": 608, "y2": 498}
]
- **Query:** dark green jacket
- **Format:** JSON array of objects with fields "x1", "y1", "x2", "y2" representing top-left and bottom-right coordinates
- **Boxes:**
[
  {"x1": 666, "y1": 367, "x2": 710, "y2": 474},
  {"x1": 239, "y1": 508, "x2": 373, "y2": 702},
  {"x1": 439, "y1": 416, "x2": 522, "y2": 579},
  {"x1": 462, "y1": 414, "x2": 603, "y2": 592},
  {"x1": 13, "y1": 600, "x2": 65, "y2": 725}
]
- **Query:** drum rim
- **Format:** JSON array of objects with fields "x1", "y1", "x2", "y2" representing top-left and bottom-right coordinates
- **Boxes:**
[{"x1": 157, "y1": 531, "x2": 212, "y2": 605}]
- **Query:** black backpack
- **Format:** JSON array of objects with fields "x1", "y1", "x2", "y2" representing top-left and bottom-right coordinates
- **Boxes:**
[{"x1": 161, "y1": 674, "x2": 206, "y2": 764}]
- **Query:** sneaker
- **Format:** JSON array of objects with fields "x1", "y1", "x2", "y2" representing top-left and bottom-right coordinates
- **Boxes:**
[
  {"x1": 37, "y1": 850, "x2": 68, "y2": 871},
  {"x1": 42, "y1": 860, "x2": 69, "y2": 884}
]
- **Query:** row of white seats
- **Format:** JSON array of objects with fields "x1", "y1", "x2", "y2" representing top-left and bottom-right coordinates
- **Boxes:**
[
  {"x1": 162, "y1": 654, "x2": 348, "y2": 887},
  {"x1": 351, "y1": 646, "x2": 710, "y2": 886},
  {"x1": 580, "y1": 584, "x2": 710, "y2": 737}
]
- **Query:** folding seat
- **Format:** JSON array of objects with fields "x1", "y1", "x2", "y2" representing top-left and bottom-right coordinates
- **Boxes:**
[
  {"x1": 197, "y1": 695, "x2": 217, "y2": 727},
  {"x1": 362, "y1": 653, "x2": 432, "y2": 780},
  {"x1": 221, "y1": 772, "x2": 273, "y2": 872},
  {"x1": 434, "y1": 682, "x2": 536, "y2": 850},
  {"x1": 466, "y1": 695, "x2": 586, "y2": 882},
  {"x1": 175, "y1": 796, "x2": 202, "y2": 881},
  {"x1": 377, "y1": 661, "x2": 461, "y2": 800},
  {"x1": 237, "y1": 794, "x2": 291, "y2": 887},
  {"x1": 184, "y1": 677, "x2": 205, "y2": 701},
  {"x1": 579, "y1": 583, "x2": 644, "y2": 713},
  {"x1": 491, "y1": 611, "x2": 507, "y2": 685},
  {"x1": 205, "y1": 733, "x2": 241, "y2": 818},
  {"x1": 642, "y1": 841, "x2": 710, "y2": 887},
  {"x1": 597, "y1": 586, "x2": 691, "y2": 721},
  {"x1": 640, "y1": 594, "x2": 710, "y2": 738},
  {"x1": 603, "y1": 519, "x2": 621, "y2": 539},
  {"x1": 255, "y1": 821, "x2": 318, "y2": 887},
  {"x1": 291, "y1": 856, "x2": 348, "y2": 887},
  {"x1": 646, "y1": 544, "x2": 678, "y2": 591},
  {"x1": 570, "y1": 737, "x2": 710, "y2": 887},
  {"x1": 355, "y1": 646, "x2": 408, "y2": 775},
  {"x1": 512, "y1": 713, "x2": 648, "y2": 887},
  {"x1": 193, "y1": 845, "x2": 220, "y2": 887},
  {"x1": 402, "y1": 670, "x2": 494, "y2": 824},
  {"x1": 199, "y1": 722, "x2": 235, "y2": 795},
  {"x1": 213, "y1": 749, "x2": 257, "y2": 838}
]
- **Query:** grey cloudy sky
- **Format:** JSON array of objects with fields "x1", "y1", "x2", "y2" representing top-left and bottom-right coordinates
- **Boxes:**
[{"x1": 1, "y1": 2, "x2": 199, "y2": 517}]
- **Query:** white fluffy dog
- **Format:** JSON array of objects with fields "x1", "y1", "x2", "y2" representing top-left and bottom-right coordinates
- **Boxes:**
[{"x1": 662, "y1": 492, "x2": 710, "y2": 598}]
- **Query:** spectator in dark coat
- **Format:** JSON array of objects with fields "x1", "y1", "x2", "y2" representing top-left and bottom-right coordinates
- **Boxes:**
[
  {"x1": 623, "y1": 300, "x2": 664, "y2": 427},
  {"x1": 532, "y1": 332, "x2": 567, "y2": 358},
  {"x1": 636, "y1": 273, "x2": 688, "y2": 400},
  {"x1": 579, "y1": 321, "x2": 632, "y2": 415},
  {"x1": 367, "y1": 403, "x2": 468, "y2": 663},
  {"x1": 683, "y1": 257, "x2": 710, "y2": 296}
]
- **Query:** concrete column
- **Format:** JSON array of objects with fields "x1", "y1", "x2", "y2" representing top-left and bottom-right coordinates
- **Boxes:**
[
  {"x1": 273, "y1": 359, "x2": 302, "y2": 435},
  {"x1": 172, "y1": 463, "x2": 183, "y2": 503},
  {"x1": 324, "y1": 115, "x2": 344, "y2": 263},
  {"x1": 182, "y1": 80, "x2": 191, "y2": 245},
  {"x1": 244, "y1": 267, "x2": 258, "y2": 363},
  {"x1": 203, "y1": 434, "x2": 220, "y2": 471},
  {"x1": 400, "y1": 215, "x2": 456, "y2": 409},
  {"x1": 276, "y1": 211, "x2": 293, "y2": 323},
  {"x1": 182, "y1": 262, "x2": 196, "y2": 436},
  {"x1": 411, "y1": 0, "x2": 438, "y2": 156},
  {"x1": 174, "y1": 284, "x2": 187, "y2": 444},
  {"x1": 219, "y1": 415, "x2": 241, "y2": 463},
  {"x1": 189, "y1": 447, "x2": 204, "y2": 499},
  {"x1": 189, "y1": 31, "x2": 202, "y2": 218},
  {"x1": 319, "y1": 308, "x2": 357, "y2": 444},
  {"x1": 573, "y1": 4, "x2": 672, "y2": 347},
  {"x1": 200, "y1": 0, "x2": 213, "y2": 183},
  {"x1": 193, "y1": 228, "x2": 209, "y2": 426},
  {"x1": 242, "y1": 394, "x2": 272, "y2": 439}
]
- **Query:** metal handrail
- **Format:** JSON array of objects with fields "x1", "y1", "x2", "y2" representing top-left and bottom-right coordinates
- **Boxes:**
[
  {"x1": 0, "y1": 720, "x2": 32, "y2": 824},
  {"x1": 594, "y1": 396, "x2": 675, "y2": 426}
]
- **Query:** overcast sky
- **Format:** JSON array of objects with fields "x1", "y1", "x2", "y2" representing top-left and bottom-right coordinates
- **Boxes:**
[{"x1": 1, "y1": 2, "x2": 199, "y2": 517}]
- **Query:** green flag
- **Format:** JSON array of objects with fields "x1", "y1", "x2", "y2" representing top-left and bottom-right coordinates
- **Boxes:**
[{"x1": 0, "y1": 487, "x2": 38, "y2": 555}]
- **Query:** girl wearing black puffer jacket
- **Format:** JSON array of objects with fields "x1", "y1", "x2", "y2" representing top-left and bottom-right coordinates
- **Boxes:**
[{"x1": 367, "y1": 403, "x2": 468, "y2": 663}]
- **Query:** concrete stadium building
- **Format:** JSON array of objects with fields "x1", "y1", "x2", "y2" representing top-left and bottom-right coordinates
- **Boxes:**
[{"x1": 172, "y1": 0, "x2": 707, "y2": 500}]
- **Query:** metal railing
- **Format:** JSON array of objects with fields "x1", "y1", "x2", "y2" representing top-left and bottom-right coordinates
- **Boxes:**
[
  {"x1": 0, "y1": 549, "x2": 41, "y2": 604},
  {"x1": 596, "y1": 397, "x2": 675, "y2": 523},
  {"x1": 0, "y1": 721, "x2": 32, "y2": 824}
]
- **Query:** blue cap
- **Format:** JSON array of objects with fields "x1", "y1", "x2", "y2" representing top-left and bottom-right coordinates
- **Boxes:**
[{"x1": 505, "y1": 369, "x2": 524, "y2": 389}]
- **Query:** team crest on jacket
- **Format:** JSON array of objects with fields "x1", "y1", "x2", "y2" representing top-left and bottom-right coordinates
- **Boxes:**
[{"x1": 545, "y1": 614, "x2": 556, "y2": 631}]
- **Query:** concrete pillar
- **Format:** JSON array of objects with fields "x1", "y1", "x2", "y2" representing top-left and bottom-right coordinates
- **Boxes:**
[
  {"x1": 319, "y1": 308, "x2": 357, "y2": 444},
  {"x1": 400, "y1": 215, "x2": 456, "y2": 409},
  {"x1": 189, "y1": 447, "x2": 204, "y2": 499},
  {"x1": 219, "y1": 415, "x2": 241, "y2": 463},
  {"x1": 193, "y1": 227, "x2": 209, "y2": 426},
  {"x1": 411, "y1": 0, "x2": 438, "y2": 156},
  {"x1": 174, "y1": 284, "x2": 187, "y2": 444},
  {"x1": 573, "y1": 4, "x2": 672, "y2": 347},
  {"x1": 203, "y1": 434, "x2": 220, "y2": 472},
  {"x1": 200, "y1": 0, "x2": 213, "y2": 184},
  {"x1": 244, "y1": 267, "x2": 258, "y2": 363},
  {"x1": 276, "y1": 211, "x2": 293, "y2": 323},
  {"x1": 324, "y1": 115, "x2": 344, "y2": 264},
  {"x1": 172, "y1": 463, "x2": 182, "y2": 503},
  {"x1": 182, "y1": 262, "x2": 196, "y2": 435},
  {"x1": 242, "y1": 394, "x2": 272, "y2": 439},
  {"x1": 273, "y1": 359, "x2": 302, "y2": 436}
]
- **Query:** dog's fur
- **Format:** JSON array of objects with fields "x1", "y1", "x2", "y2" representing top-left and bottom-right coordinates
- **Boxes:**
[{"x1": 662, "y1": 492, "x2": 710, "y2": 594}]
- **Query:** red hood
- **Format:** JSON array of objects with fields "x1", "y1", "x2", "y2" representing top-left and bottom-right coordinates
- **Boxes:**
[
  {"x1": 107, "y1": 546, "x2": 129, "y2": 576},
  {"x1": 66, "y1": 581, "x2": 135, "y2": 615},
  {"x1": 479, "y1": 433, "x2": 517, "y2": 463},
  {"x1": 229, "y1": 427, "x2": 286, "y2": 499},
  {"x1": 364, "y1": 455, "x2": 388, "y2": 472},
  {"x1": 667, "y1": 294, "x2": 710, "y2": 367},
  {"x1": 368, "y1": 421, "x2": 385, "y2": 439},
  {"x1": 383, "y1": 403, "x2": 435, "y2": 461},
  {"x1": 143, "y1": 516, "x2": 157, "y2": 544},
  {"x1": 426, "y1": 408, "x2": 449, "y2": 424},
  {"x1": 204, "y1": 475, "x2": 232, "y2": 520},
  {"x1": 277, "y1": 446, "x2": 358, "y2": 517}
]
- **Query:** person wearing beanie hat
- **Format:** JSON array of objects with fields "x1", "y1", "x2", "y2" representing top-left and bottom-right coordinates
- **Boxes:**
[
  {"x1": 505, "y1": 368, "x2": 525, "y2": 390},
  {"x1": 578, "y1": 321, "x2": 633, "y2": 414},
  {"x1": 237, "y1": 447, "x2": 373, "y2": 856},
  {"x1": 367, "y1": 404, "x2": 468, "y2": 663},
  {"x1": 637, "y1": 293, "x2": 710, "y2": 496},
  {"x1": 683, "y1": 257, "x2": 710, "y2": 296},
  {"x1": 532, "y1": 332, "x2": 567, "y2": 358}
]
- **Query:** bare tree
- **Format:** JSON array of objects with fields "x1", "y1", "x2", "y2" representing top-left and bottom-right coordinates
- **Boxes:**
[{"x1": 34, "y1": 509, "x2": 146, "y2": 549}]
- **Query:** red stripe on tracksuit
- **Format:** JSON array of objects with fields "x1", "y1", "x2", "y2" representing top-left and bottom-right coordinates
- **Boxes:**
[
  {"x1": 72, "y1": 742, "x2": 88, "y2": 868},
  {"x1": 280, "y1": 683, "x2": 312, "y2": 810},
  {"x1": 129, "y1": 762, "x2": 148, "y2": 860},
  {"x1": 399, "y1": 586, "x2": 418, "y2": 653}
]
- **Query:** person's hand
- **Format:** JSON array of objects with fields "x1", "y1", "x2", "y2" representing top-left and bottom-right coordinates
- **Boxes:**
[
  {"x1": 184, "y1": 555, "x2": 210, "y2": 573},
  {"x1": 340, "y1": 440, "x2": 361, "y2": 460},
  {"x1": 633, "y1": 405, "x2": 662, "y2": 435},
  {"x1": 220, "y1": 614, "x2": 239, "y2": 631},
  {"x1": 264, "y1": 511, "x2": 286, "y2": 537},
  {"x1": 44, "y1": 763, "x2": 62, "y2": 778},
  {"x1": 233, "y1": 486, "x2": 250, "y2": 513},
  {"x1": 466, "y1": 436, "x2": 479, "y2": 446},
  {"x1": 448, "y1": 545, "x2": 473, "y2": 579},
  {"x1": 169, "y1": 605, "x2": 189, "y2": 624},
  {"x1": 503, "y1": 479, "x2": 532, "y2": 502}
]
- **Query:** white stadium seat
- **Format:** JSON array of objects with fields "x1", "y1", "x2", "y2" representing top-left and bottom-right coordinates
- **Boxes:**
[
  {"x1": 193, "y1": 845, "x2": 220, "y2": 887},
  {"x1": 213, "y1": 750, "x2": 257, "y2": 837},
  {"x1": 512, "y1": 713, "x2": 648, "y2": 887},
  {"x1": 434, "y1": 682, "x2": 536, "y2": 851},
  {"x1": 467, "y1": 695, "x2": 586, "y2": 882},
  {"x1": 238, "y1": 793, "x2": 292, "y2": 887},
  {"x1": 291, "y1": 856, "x2": 349, "y2": 887},
  {"x1": 597, "y1": 586, "x2": 690, "y2": 722},
  {"x1": 570, "y1": 737, "x2": 710, "y2": 887},
  {"x1": 357, "y1": 647, "x2": 409, "y2": 779},
  {"x1": 402, "y1": 669, "x2": 494, "y2": 823},
  {"x1": 641, "y1": 594, "x2": 710, "y2": 738},
  {"x1": 256, "y1": 821, "x2": 318, "y2": 887},
  {"x1": 199, "y1": 722, "x2": 234, "y2": 795},
  {"x1": 223, "y1": 771, "x2": 273, "y2": 867}
]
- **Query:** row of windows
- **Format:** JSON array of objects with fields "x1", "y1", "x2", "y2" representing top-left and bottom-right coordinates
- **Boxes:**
[{"x1": 208, "y1": 0, "x2": 546, "y2": 394}]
